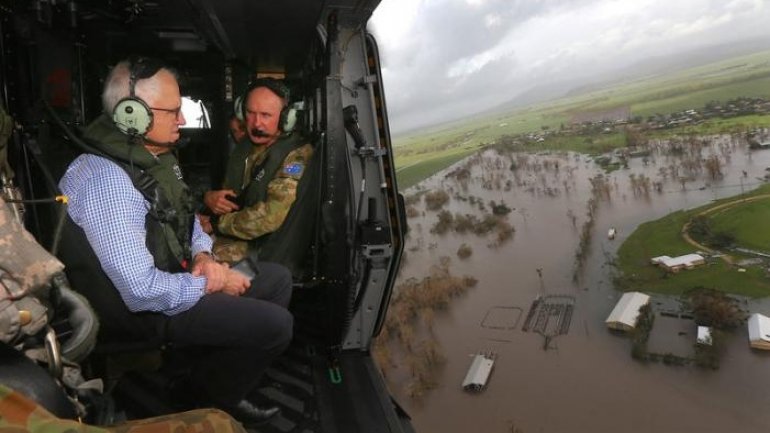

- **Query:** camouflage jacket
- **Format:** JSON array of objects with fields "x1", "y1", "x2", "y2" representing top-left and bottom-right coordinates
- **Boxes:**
[
  {"x1": 1, "y1": 197, "x2": 63, "y2": 345},
  {"x1": 214, "y1": 135, "x2": 313, "y2": 263},
  {"x1": 0, "y1": 384, "x2": 247, "y2": 433}
]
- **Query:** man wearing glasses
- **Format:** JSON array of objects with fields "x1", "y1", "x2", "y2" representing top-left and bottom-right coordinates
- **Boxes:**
[{"x1": 58, "y1": 58, "x2": 291, "y2": 426}]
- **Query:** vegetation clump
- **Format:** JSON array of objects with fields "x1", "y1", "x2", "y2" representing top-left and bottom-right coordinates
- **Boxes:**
[
  {"x1": 494, "y1": 220, "x2": 515, "y2": 245},
  {"x1": 404, "y1": 191, "x2": 425, "y2": 206},
  {"x1": 660, "y1": 352, "x2": 688, "y2": 366},
  {"x1": 423, "y1": 189, "x2": 450, "y2": 211},
  {"x1": 373, "y1": 257, "x2": 478, "y2": 398},
  {"x1": 457, "y1": 243, "x2": 473, "y2": 259},
  {"x1": 573, "y1": 195, "x2": 598, "y2": 282},
  {"x1": 430, "y1": 211, "x2": 515, "y2": 246},
  {"x1": 490, "y1": 200, "x2": 512, "y2": 216},
  {"x1": 430, "y1": 210, "x2": 454, "y2": 235},
  {"x1": 630, "y1": 304, "x2": 655, "y2": 361},
  {"x1": 445, "y1": 166, "x2": 471, "y2": 181},
  {"x1": 684, "y1": 287, "x2": 745, "y2": 330},
  {"x1": 688, "y1": 215, "x2": 736, "y2": 249},
  {"x1": 405, "y1": 205, "x2": 420, "y2": 218}
]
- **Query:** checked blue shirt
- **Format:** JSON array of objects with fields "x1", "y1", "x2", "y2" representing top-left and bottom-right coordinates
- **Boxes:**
[{"x1": 59, "y1": 154, "x2": 210, "y2": 315}]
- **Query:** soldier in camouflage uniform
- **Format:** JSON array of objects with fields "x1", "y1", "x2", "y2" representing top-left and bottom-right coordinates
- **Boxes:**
[
  {"x1": 0, "y1": 384, "x2": 248, "y2": 433},
  {"x1": 205, "y1": 79, "x2": 313, "y2": 265},
  {"x1": 0, "y1": 196, "x2": 62, "y2": 347}
]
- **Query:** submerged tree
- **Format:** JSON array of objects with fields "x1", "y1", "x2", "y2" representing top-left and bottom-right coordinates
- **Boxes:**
[
  {"x1": 684, "y1": 287, "x2": 746, "y2": 330},
  {"x1": 457, "y1": 243, "x2": 473, "y2": 259},
  {"x1": 704, "y1": 155, "x2": 723, "y2": 180},
  {"x1": 424, "y1": 189, "x2": 450, "y2": 211},
  {"x1": 375, "y1": 256, "x2": 478, "y2": 398}
]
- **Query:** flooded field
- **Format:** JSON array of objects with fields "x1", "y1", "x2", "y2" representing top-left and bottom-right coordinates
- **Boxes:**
[{"x1": 386, "y1": 133, "x2": 770, "y2": 433}]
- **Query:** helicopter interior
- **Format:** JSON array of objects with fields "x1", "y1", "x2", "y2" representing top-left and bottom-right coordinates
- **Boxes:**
[{"x1": 2, "y1": 1, "x2": 410, "y2": 432}]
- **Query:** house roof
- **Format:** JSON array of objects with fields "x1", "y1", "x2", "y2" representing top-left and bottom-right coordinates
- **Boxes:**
[
  {"x1": 462, "y1": 353, "x2": 495, "y2": 391},
  {"x1": 748, "y1": 313, "x2": 770, "y2": 343},
  {"x1": 697, "y1": 326, "x2": 713, "y2": 345},
  {"x1": 652, "y1": 254, "x2": 704, "y2": 268},
  {"x1": 605, "y1": 291, "x2": 650, "y2": 328}
]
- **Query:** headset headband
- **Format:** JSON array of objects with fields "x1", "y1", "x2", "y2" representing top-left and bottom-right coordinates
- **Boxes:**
[
  {"x1": 127, "y1": 56, "x2": 163, "y2": 97},
  {"x1": 247, "y1": 78, "x2": 290, "y2": 104}
]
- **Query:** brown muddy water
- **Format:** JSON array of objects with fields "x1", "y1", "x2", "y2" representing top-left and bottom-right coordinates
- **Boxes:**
[{"x1": 389, "y1": 134, "x2": 770, "y2": 433}]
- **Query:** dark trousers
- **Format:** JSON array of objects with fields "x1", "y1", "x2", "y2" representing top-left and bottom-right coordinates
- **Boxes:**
[{"x1": 164, "y1": 262, "x2": 293, "y2": 406}]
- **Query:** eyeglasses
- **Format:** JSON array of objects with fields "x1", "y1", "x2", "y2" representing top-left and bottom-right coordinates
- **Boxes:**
[{"x1": 150, "y1": 106, "x2": 183, "y2": 118}]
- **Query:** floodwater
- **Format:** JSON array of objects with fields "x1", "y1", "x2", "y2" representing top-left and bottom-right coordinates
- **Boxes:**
[{"x1": 390, "y1": 133, "x2": 770, "y2": 433}]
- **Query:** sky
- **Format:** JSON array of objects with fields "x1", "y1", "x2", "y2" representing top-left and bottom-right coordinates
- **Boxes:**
[{"x1": 369, "y1": 0, "x2": 770, "y2": 134}]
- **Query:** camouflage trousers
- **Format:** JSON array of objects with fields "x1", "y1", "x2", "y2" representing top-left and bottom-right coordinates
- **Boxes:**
[
  {"x1": 0, "y1": 384, "x2": 247, "y2": 433},
  {"x1": 212, "y1": 235, "x2": 249, "y2": 264}
]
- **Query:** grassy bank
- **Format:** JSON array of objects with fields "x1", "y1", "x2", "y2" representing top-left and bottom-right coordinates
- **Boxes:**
[
  {"x1": 708, "y1": 195, "x2": 770, "y2": 252},
  {"x1": 396, "y1": 146, "x2": 481, "y2": 190},
  {"x1": 616, "y1": 184, "x2": 770, "y2": 298}
]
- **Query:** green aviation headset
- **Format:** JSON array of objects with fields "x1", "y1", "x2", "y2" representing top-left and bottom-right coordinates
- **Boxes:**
[
  {"x1": 112, "y1": 57, "x2": 163, "y2": 136},
  {"x1": 236, "y1": 78, "x2": 298, "y2": 134}
]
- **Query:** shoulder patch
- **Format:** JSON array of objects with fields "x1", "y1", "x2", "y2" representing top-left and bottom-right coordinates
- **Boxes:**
[{"x1": 283, "y1": 162, "x2": 304, "y2": 176}]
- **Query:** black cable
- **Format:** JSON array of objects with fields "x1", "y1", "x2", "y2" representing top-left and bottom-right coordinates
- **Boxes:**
[
  {"x1": 40, "y1": 99, "x2": 104, "y2": 156},
  {"x1": 39, "y1": 100, "x2": 108, "y2": 254},
  {"x1": 5, "y1": 196, "x2": 69, "y2": 255},
  {"x1": 4, "y1": 197, "x2": 61, "y2": 204},
  {"x1": 50, "y1": 202, "x2": 67, "y2": 256}
]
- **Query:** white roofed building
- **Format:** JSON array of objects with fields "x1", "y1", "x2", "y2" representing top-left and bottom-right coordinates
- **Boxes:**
[
  {"x1": 606, "y1": 292, "x2": 651, "y2": 332},
  {"x1": 651, "y1": 253, "x2": 705, "y2": 273},
  {"x1": 748, "y1": 313, "x2": 770, "y2": 350},
  {"x1": 697, "y1": 326, "x2": 713, "y2": 346},
  {"x1": 462, "y1": 353, "x2": 495, "y2": 392}
]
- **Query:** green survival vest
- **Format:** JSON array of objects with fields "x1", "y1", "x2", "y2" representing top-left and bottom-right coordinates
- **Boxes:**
[{"x1": 83, "y1": 115, "x2": 194, "y2": 272}]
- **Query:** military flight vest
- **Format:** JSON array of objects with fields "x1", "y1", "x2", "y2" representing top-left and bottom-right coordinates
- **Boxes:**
[
  {"x1": 227, "y1": 132, "x2": 305, "y2": 207},
  {"x1": 82, "y1": 115, "x2": 194, "y2": 272},
  {"x1": 221, "y1": 132, "x2": 319, "y2": 274}
]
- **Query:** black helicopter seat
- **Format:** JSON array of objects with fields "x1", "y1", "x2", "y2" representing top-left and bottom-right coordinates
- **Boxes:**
[{"x1": 57, "y1": 215, "x2": 166, "y2": 353}]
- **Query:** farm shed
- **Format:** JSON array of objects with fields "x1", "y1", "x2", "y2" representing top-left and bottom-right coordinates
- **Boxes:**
[
  {"x1": 605, "y1": 292, "x2": 650, "y2": 332},
  {"x1": 748, "y1": 313, "x2": 770, "y2": 350}
]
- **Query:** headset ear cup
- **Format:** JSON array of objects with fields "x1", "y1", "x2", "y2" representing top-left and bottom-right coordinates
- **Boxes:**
[
  {"x1": 113, "y1": 97, "x2": 154, "y2": 136},
  {"x1": 281, "y1": 107, "x2": 297, "y2": 133},
  {"x1": 234, "y1": 96, "x2": 244, "y2": 122}
]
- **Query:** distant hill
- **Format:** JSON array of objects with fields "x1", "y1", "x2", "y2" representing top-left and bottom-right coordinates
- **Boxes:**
[{"x1": 490, "y1": 36, "x2": 770, "y2": 115}]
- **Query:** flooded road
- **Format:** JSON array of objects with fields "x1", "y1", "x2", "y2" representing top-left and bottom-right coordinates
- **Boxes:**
[{"x1": 389, "y1": 134, "x2": 770, "y2": 433}]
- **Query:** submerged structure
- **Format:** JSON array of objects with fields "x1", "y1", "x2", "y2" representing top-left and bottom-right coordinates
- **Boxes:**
[
  {"x1": 522, "y1": 294, "x2": 575, "y2": 335},
  {"x1": 462, "y1": 352, "x2": 496, "y2": 392}
]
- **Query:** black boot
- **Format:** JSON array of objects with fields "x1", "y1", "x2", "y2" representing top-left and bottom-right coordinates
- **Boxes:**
[{"x1": 221, "y1": 399, "x2": 280, "y2": 426}]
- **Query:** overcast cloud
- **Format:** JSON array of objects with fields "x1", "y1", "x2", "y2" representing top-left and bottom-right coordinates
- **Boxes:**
[{"x1": 369, "y1": 0, "x2": 770, "y2": 134}]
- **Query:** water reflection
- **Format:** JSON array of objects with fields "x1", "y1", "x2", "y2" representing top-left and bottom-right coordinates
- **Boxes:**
[{"x1": 390, "y1": 133, "x2": 770, "y2": 433}]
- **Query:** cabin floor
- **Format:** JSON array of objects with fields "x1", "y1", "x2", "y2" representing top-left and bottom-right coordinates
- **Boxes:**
[{"x1": 95, "y1": 287, "x2": 412, "y2": 433}]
